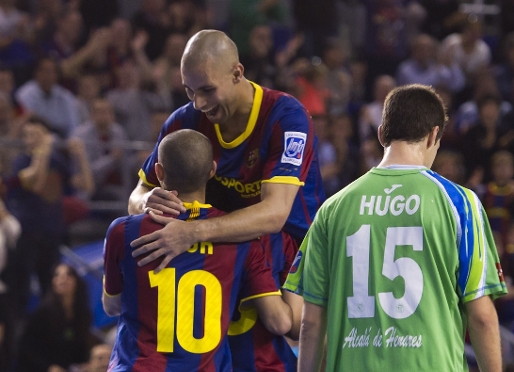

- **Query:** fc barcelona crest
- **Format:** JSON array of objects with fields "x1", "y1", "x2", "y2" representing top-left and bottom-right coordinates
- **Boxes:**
[{"x1": 247, "y1": 148, "x2": 259, "y2": 168}]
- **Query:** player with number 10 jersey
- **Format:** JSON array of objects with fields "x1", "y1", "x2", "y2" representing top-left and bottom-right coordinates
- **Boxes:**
[
  {"x1": 103, "y1": 202, "x2": 281, "y2": 371},
  {"x1": 285, "y1": 166, "x2": 507, "y2": 371}
]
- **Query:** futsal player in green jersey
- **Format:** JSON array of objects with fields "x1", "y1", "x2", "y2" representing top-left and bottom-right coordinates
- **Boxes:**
[{"x1": 284, "y1": 84, "x2": 508, "y2": 372}]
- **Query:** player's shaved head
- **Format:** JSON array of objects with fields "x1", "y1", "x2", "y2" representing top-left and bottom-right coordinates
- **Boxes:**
[
  {"x1": 181, "y1": 29, "x2": 239, "y2": 73},
  {"x1": 158, "y1": 129, "x2": 214, "y2": 194}
]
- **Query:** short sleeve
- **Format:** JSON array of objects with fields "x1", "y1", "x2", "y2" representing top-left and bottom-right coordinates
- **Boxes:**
[
  {"x1": 459, "y1": 190, "x2": 507, "y2": 303},
  {"x1": 262, "y1": 96, "x2": 315, "y2": 186},
  {"x1": 239, "y1": 240, "x2": 280, "y2": 304},
  {"x1": 103, "y1": 217, "x2": 127, "y2": 296},
  {"x1": 284, "y1": 209, "x2": 329, "y2": 307}
]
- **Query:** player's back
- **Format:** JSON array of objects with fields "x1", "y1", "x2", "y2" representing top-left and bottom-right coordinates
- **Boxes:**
[
  {"x1": 104, "y1": 203, "x2": 278, "y2": 372},
  {"x1": 309, "y1": 166, "x2": 502, "y2": 371}
]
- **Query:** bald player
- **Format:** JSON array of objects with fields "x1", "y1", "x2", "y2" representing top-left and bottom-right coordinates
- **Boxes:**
[
  {"x1": 103, "y1": 129, "x2": 296, "y2": 371},
  {"x1": 128, "y1": 29, "x2": 324, "y2": 371}
]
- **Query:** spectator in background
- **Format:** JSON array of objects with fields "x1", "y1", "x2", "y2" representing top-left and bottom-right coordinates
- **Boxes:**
[
  {"x1": 31, "y1": 0, "x2": 64, "y2": 46},
  {"x1": 480, "y1": 150, "x2": 514, "y2": 248},
  {"x1": 328, "y1": 113, "x2": 359, "y2": 192},
  {"x1": 494, "y1": 31, "x2": 514, "y2": 104},
  {"x1": 0, "y1": 195, "x2": 20, "y2": 372},
  {"x1": 131, "y1": 0, "x2": 172, "y2": 61},
  {"x1": 229, "y1": 0, "x2": 286, "y2": 57},
  {"x1": 292, "y1": 0, "x2": 338, "y2": 57},
  {"x1": 71, "y1": 98, "x2": 129, "y2": 202},
  {"x1": 312, "y1": 114, "x2": 339, "y2": 196},
  {"x1": 0, "y1": 92, "x2": 23, "y2": 177},
  {"x1": 75, "y1": 74, "x2": 101, "y2": 125},
  {"x1": 321, "y1": 38, "x2": 352, "y2": 116},
  {"x1": 455, "y1": 71, "x2": 512, "y2": 134},
  {"x1": 136, "y1": 32, "x2": 188, "y2": 109},
  {"x1": 363, "y1": 0, "x2": 410, "y2": 101},
  {"x1": 358, "y1": 74, "x2": 395, "y2": 143},
  {"x1": 293, "y1": 59, "x2": 330, "y2": 116},
  {"x1": 5, "y1": 117, "x2": 94, "y2": 318},
  {"x1": 461, "y1": 94, "x2": 505, "y2": 188},
  {"x1": 431, "y1": 149, "x2": 466, "y2": 185},
  {"x1": 15, "y1": 57, "x2": 81, "y2": 138},
  {"x1": 418, "y1": 0, "x2": 462, "y2": 41},
  {"x1": 86, "y1": 343, "x2": 112, "y2": 372},
  {"x1": 441, "y1": 14, "x2": 492, "y2": 84},
  {"x1": 41, "y1": 7, "x2": 84, "y2": 64},
  {"x1": 0, "y1": 0, "x2": 34, "y2": 85},
  {"x1": 16, "y1": 263, "x2": 95, "y2": 372},
  {"x1": 396, "y1": 33, "x2": 465, "y2": 93},
  {"x1": 107, "y1": 59, "x2": 169, "y2": 142},
  {"x1": 240, "y1": 24, "x2": 278, "y2": 89}
]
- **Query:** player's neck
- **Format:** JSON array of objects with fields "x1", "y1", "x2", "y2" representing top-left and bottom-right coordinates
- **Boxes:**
[
  {"x1": 218, "y1": 79, "x2": 255, "y2": 141},
  {"x1": 377, "y1": 142, "x2": 429, "y2": 168},
  {"x1": 176, "y1": 190, "x2": 206, "y2": 206}
]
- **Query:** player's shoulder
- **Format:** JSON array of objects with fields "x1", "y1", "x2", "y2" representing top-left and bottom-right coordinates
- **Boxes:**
[
  {"x1": 163, "y1": 101, "x2": 201, "y2": 129},
  {"x1": 262, "y1": 85, "x2": 307, "y2": 114},
  {"x1": 106, "y1": 214, "x2": 147, "y2": 238}
]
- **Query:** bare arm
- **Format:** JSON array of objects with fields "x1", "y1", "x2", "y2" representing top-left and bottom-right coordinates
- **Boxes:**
[
  {"x1": 282, "y1": 289, "x2": 304, "y2": 341},
  {"x1": 465, "y1": 296, "x2": 502, "y2": 372},
  {"x1": 130, "y1": 182, "x2": 299, "y2": 271},
  {"x1": 251, "y1": 293, "x2": 293, "y2": 336},
  {"x1": 67, "y1": 138, "x2": 95, "y2": 195},
  {"x1": 298, "y1": 301, "x2": 327, "y2": 372},
  {"x1": 102, "y1": 291, "x2": 121, "y2": 317}
]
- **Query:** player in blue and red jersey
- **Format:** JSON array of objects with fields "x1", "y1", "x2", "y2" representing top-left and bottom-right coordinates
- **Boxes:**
[
  {"x1": 127, "y1": 30, "x2": 321, "y2": 371},
  {"x1": 103, "y1": 130, "x2": 295, "y2": 372}
]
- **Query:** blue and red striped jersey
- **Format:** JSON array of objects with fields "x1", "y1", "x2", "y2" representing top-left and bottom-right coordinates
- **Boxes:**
[
  {"x1": 228, "y1": 232, "x2": 299, "y2": 372},
  {"x1": 138, "y1": 82, "x2": 326, "y2": 240},
  {"x1": 103, "y1": 201, "x2": 280, "y2": 372}
]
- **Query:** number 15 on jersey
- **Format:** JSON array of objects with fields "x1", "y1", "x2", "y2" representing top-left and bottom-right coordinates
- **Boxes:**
[{"x1": 347, "y1": 225, "x2": 424, "y2": 320}]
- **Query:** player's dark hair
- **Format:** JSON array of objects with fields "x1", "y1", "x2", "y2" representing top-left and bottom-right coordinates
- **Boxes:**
[
  {"x1": 158, "y1": 129, "x2": 213, "y2": 194},
  {"x1": 381, "y1": 84, "x2": 448, "y2": 147}
]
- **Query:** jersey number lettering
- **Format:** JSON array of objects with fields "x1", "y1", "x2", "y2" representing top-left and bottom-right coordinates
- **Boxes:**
[
  {"x1": 149, "y1": 268, "x2": 222, "y2": 353},
  {"x1": 347, "y1": 225, "x2": 423, "y2": 319}
]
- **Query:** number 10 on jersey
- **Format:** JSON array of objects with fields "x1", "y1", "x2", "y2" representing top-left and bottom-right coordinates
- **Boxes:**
[{"x1": 347, "y1": 225, "x2": 424, "y2": 320}]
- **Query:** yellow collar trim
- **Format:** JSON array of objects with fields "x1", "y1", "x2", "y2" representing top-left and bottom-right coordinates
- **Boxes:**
[
  {"x1": 182, "y1": 200, "x2": 212, "y2": 210},
  {"x1": 214, "y1": 81, "x2": 263, "y2": 149}
]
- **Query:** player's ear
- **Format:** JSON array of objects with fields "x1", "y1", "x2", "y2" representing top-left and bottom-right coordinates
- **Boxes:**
[
  {"x1": 155, "y1": 162, "x2": 165, "y2": 184},
  {"x1": 208, "y1": 160, "x2": 217, "y2": 179},
  {"x1": 233, "y1": 63, "x2": 244, "y2": 82},
  {"x1": 427, "y1": 126, "x2": 440, "y2": 148},
  {"x1": 377, "y1": 125, "x2": 386, "y2": 147}
]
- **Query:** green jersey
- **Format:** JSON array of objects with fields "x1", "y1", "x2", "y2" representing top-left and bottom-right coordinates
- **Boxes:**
[{"x1": 284, "y1": 166, "x2": 507, "y2": 372}]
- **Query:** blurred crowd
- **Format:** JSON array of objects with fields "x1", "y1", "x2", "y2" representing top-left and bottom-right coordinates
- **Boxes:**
[{"x1": 2, "y1": 0, "x2": 514, "y2": 370}]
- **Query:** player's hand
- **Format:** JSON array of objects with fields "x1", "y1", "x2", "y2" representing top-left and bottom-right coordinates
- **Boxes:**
[
  {"x1": 130, "y1": 213, "x2": 197, "y2": 272},
  {"x1": 142, "y1": 188, "x2": 186, "y2": 215}
]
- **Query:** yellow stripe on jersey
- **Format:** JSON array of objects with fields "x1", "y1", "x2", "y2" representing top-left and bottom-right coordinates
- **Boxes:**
[
  {"x1": 102, "y1": 276, "x2": 121, "y2": 297},
  {"x1": 262, "y1": 176, "x2": 305, "y2": 186},
  {"x1": 214, "y1": 81, "x2": 263, "y2": 149},
  {"x1": 138, "y1": 168, "x2": 158, "y2": 188},
  {"x1": 239, "y1": 290, "x2": 282, "y2": 306}
]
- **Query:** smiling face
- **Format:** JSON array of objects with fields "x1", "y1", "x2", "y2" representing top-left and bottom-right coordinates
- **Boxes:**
[{"x1": 181, "y1": 59, "x2": 240, "y2": 124}]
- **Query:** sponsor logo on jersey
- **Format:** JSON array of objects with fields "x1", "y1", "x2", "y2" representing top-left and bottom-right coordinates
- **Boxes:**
[
  {"x1": 282, "y1": 131, "x2": 306, "y2": 166},
  {"x1": 247, "y1": 148, "x2": 259, "y2": 168},
  {"x1": 289, "y1": 250, "x2": 303, "y2": 274},
  {"x1": 213, "y1": 175, "x2": 262, "y2": 198}
]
